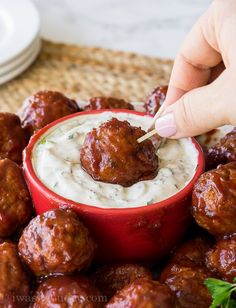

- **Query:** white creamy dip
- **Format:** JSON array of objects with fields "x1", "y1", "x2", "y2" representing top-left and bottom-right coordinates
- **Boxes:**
[{"x1": 32, "y1": 111, "x2": 198, "y2": 208}]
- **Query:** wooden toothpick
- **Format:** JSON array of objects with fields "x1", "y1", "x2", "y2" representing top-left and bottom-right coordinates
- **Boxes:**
[{"x1": 137, "y1": 129, "x2": 157, "y2": 143}]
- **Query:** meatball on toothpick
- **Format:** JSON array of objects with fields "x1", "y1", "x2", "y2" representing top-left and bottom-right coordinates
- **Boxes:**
[{"x1": 80, "y1": 118, "x2": 158, "y2": 187}]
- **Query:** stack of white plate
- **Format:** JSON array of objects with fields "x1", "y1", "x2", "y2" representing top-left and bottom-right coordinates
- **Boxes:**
[{"x1": 0, "y1": 0, "x2": 41, "y2": 85}]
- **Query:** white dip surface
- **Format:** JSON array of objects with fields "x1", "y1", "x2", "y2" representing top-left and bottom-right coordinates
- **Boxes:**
[{"x1": 32, "y1": 111, "x2": 199, "y2": 208}]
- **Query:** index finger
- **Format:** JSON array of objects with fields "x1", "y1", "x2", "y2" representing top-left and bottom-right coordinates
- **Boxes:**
[{"x1": 165, "y1": 9, "x2": 222, "y2": 107}]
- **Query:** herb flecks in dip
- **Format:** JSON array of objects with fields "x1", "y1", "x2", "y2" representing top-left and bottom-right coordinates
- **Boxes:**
[{"x1": 33, "y1": 112, "x2": 198, "y2": 208}]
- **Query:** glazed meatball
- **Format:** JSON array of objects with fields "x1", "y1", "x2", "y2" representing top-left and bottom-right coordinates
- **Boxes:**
[
  {"x1": 0, "y1": 242, "x2": 30, "y2": 307},
  {"x1": 80, "y1": 118, "x2": 158, "y2": 187},
  {"x1": 0, "y1": 112, "x2": 27, "y2": 164},
  {"x1": 145, "y1": 85, "x2": 168, "y2": 115},
  {"x1": 18, "y1": 209, "x2": 96, "y2": 276},
  {"x1": 206, "y1": 234, "x2": 236, "y2": 282},
  {"x1": 93, "y1": 263, "x2": 152, "y2": 299},
  {"x1": 170, "y1": 237, "x2": 212, "y2": 268},
  {"x1": 192, "y1": 162, "x2": 236, "y2": 236},
  {"x1": 206, "y1": 128, "x2": 236, "y2": 169},
  {"x1": 0, "y1": 159, "x2": 32, "y2": 237},
  {"x1": 160, "y1": 263, "x2": 212, "y2": 308},
  {"x1": 20, "y1": 90, "x2": 80, "y2": 136},
  {"x1": 106, "y1": 278, "x2": 175, "y2": 308},
  {"x1": 33, "y1": 275, "x2": 104, "y2": 308},
  {"x1": 85, "y1": 97, "x2": 134, "y2": 111}
]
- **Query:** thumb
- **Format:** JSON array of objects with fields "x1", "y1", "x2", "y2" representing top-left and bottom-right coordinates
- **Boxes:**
[{"x1": 155, "y1": 84, "x2": 228, "y2": 138}]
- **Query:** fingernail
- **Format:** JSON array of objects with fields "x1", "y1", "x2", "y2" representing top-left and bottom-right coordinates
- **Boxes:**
[{"x1": 155, "y1": 113, "x2": 177, "y2": 137}]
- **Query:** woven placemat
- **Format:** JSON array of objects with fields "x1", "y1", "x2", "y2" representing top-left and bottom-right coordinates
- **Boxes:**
[{"x1": 0, "y1": 40, "x2": 173, "y2": 113}]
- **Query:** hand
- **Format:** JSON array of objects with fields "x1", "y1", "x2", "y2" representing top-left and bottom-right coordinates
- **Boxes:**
[{"x1": 154, "y1": 0, "x2": 236, "y2": 138}]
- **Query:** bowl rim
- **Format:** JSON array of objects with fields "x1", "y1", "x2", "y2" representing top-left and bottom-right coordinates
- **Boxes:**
[{"x1": 23, "y1": 109, "x2": 205, "y2": 215}]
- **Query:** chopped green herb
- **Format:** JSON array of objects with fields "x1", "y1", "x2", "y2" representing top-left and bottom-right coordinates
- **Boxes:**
[
  {"x1": 39, "y1": 137, "x2": 47, "y2": 145},
  {"x1": 147, "y1": 199, "x2": 154, "y2": 205},
  {"x1": 204, "y1": 277, "x2": 236, "y2": 308},
  {"x1": 68, "y1": 134, "x2": 74, "y2": 140}
]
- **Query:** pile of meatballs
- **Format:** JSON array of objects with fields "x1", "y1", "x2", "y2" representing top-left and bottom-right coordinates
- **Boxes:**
[{"x1": 0, "y1": 87, "x2": 235, "y2": 308}]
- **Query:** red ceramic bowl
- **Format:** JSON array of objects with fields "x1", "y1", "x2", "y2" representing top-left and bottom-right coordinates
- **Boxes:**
[{"x1": 23, "y1": 110, "x2": 205, "y2": 262}]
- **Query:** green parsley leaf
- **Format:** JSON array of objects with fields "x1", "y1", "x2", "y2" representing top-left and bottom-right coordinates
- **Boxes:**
[
  {"x1": 39, "y1": 137, "x2": 47, "y2": 145},
  {"x1": 68, "y1": 134, "x2": 74, "y2": 140},
  {"x1": 205, "y1": 278, "x2": 236, "y2": 308}
]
